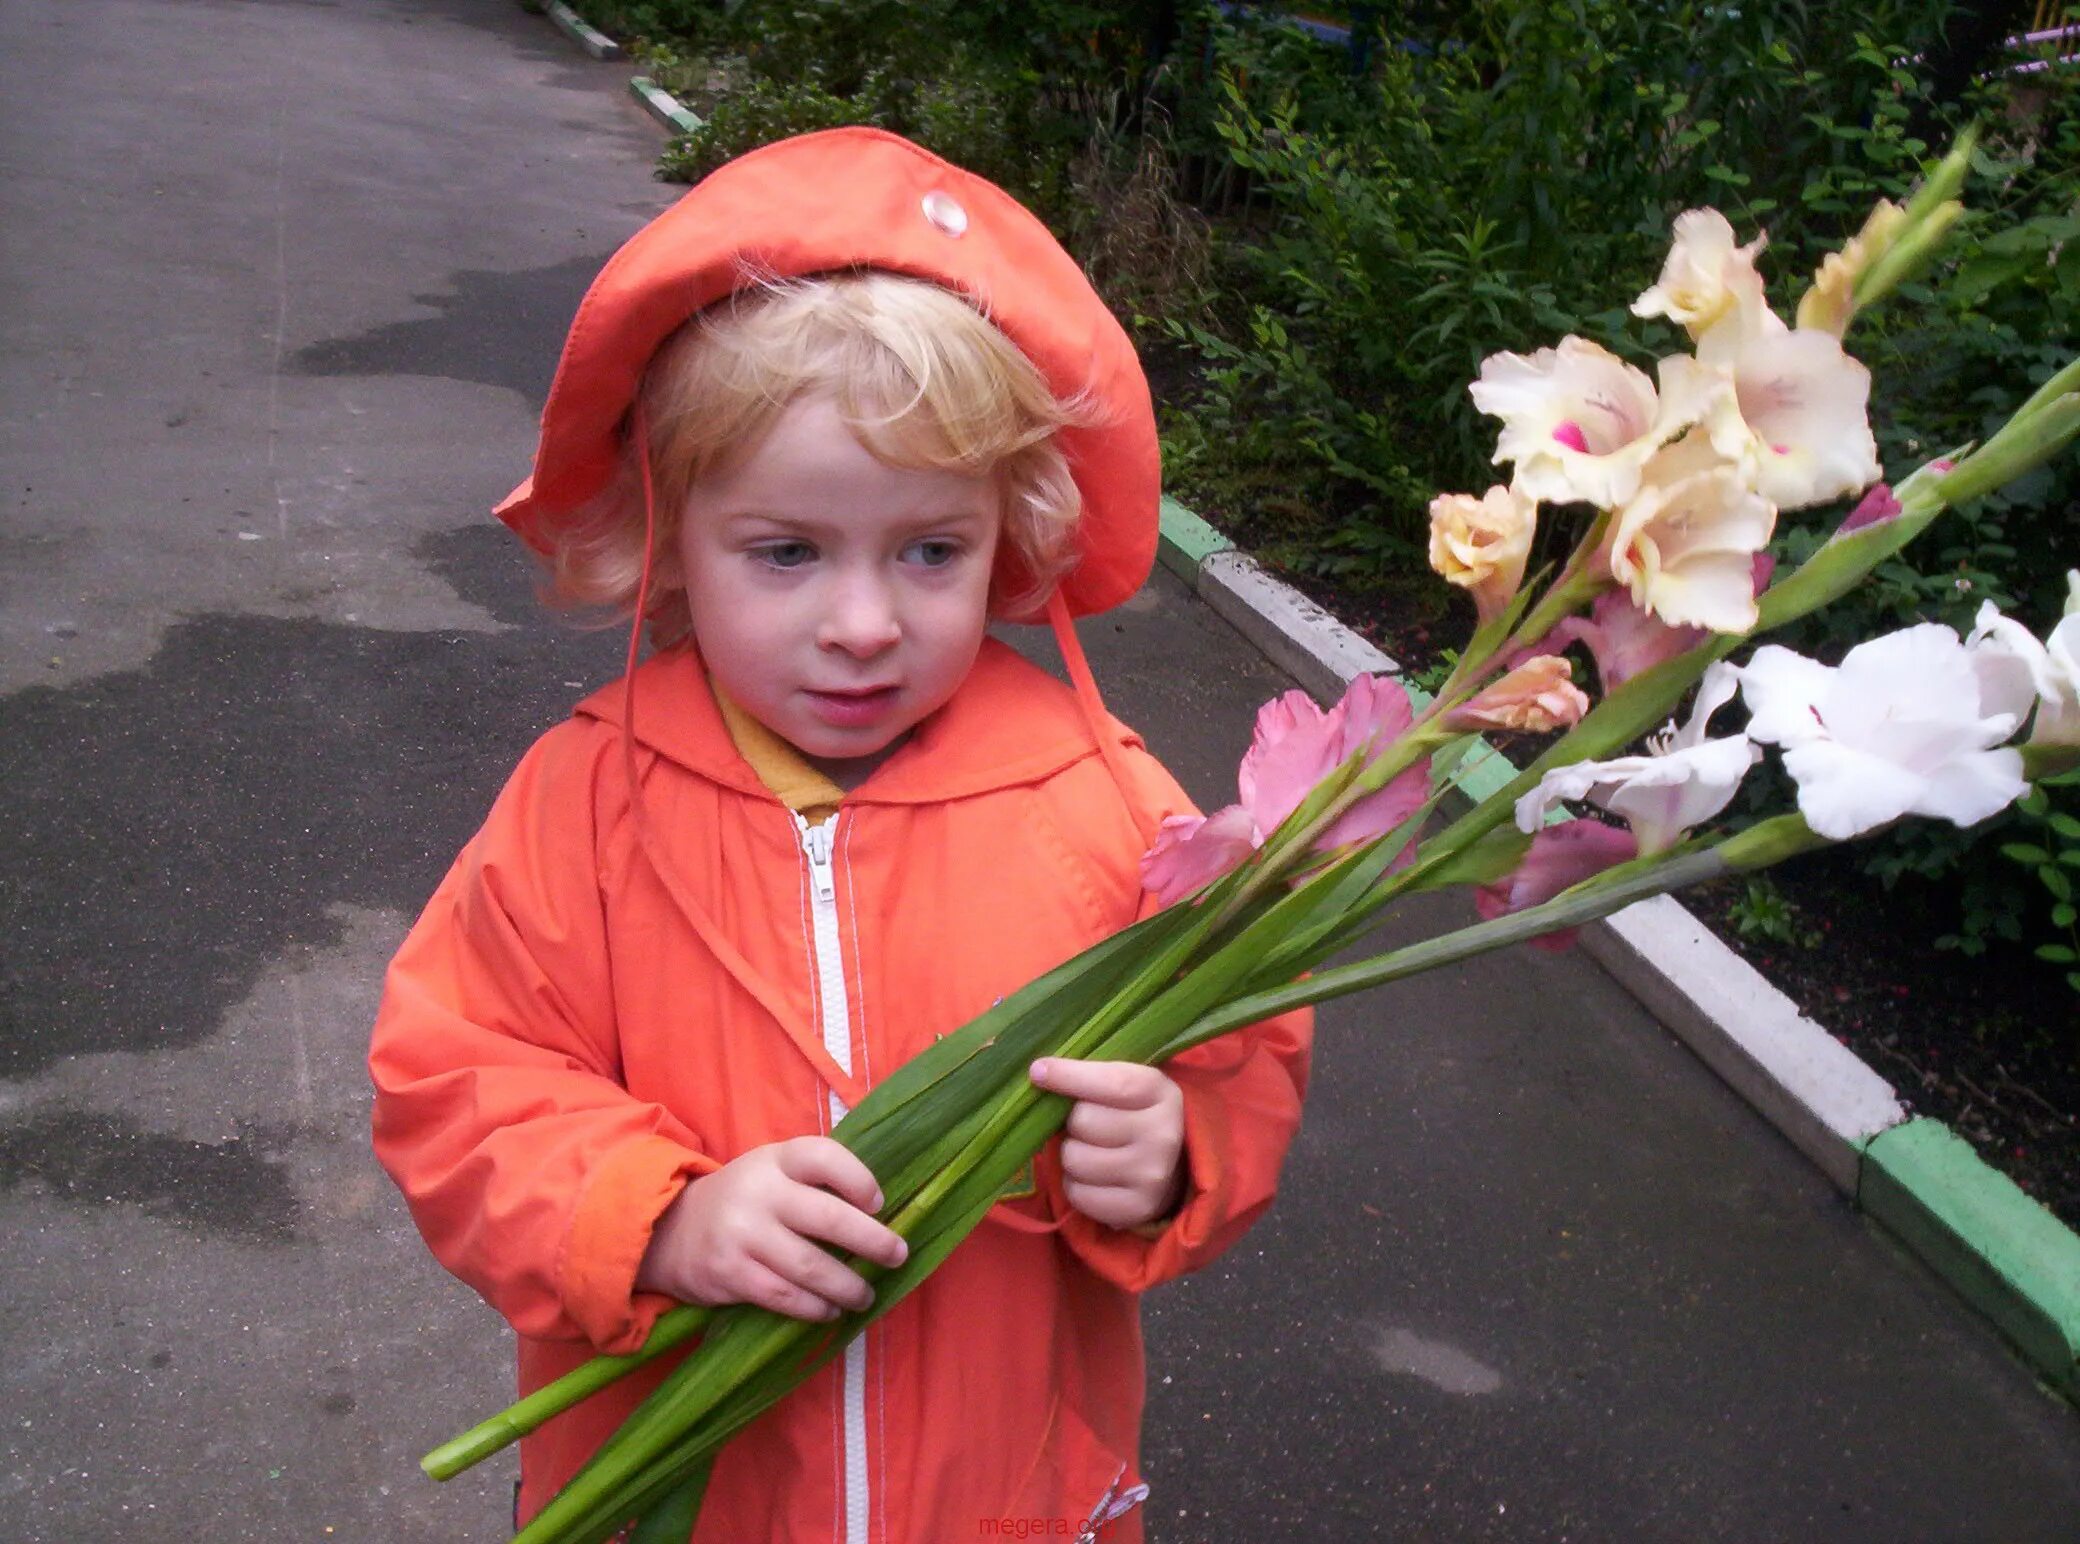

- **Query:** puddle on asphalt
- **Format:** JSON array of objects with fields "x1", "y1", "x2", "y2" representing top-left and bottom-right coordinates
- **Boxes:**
[
  {"x1": 0, "y1": 1105, "x2": 298, "y2": 1242},
  {"x1": 0, "y1": 605, "x2": 623, "y2": 1080},
  {"x1": 290, "y1": 253, "x2": 614, "y2": 413}
]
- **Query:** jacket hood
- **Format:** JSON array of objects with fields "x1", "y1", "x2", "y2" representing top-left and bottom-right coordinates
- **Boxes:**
[
  {"x1": 498, "y1": 126, "x2": 1160, "y2": 622},
  {"x1": 573, "y1": 638, "x2": 1134, "y2": 803}
]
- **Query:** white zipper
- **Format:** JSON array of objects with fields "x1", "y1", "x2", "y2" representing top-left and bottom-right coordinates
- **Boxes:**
[{"x1": 796, "y1": 812, "x2": 871, "y2": 1544}]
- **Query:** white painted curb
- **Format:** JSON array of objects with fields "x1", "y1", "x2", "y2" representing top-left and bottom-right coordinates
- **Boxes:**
[
  {"x1": 1168, "y1": 527, "x2": 1909, "y2": 1197},
  {"x1": 545, "y1": 0, "x2": 621, "y2": 60},
  {"x1": 1198, "y1": 549, "x2": 1400, "y2": 702},
  {"x1": 1581, "y1": 897, "x2": 1905, "y2": 1192}
]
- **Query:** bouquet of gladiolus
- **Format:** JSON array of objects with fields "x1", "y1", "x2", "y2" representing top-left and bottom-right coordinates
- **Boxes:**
[{"x1": 423, "y1": 130, "x2": 2080, "y2": 1542}]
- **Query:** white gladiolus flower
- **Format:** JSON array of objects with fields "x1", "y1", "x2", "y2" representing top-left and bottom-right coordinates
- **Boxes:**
[
  {"x1": 1604, "y1": 433, "x2": 1777, "y2": 634},
  {"x1": 1516, "y1": 664, "x2": 1759, "y2": 853},
  {"x1": 1966, "y1": 575, "x2": 2080, "y2": 748},
  {"x1": 1632, "y1": 209, "x2": 1771, "y2": 339},
  {"x1": 1471, "y1": 338, "x2": 1730, "y2": 509},
  {"x1": 1699, "y1": 326, "x2": 1883, "y2": 512},
  {"x1": 1738, "y1": 625, "x2": 2034, "y2": 840}
]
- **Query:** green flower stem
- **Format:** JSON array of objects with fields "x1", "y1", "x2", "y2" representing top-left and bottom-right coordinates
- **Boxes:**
[
  {"x1": 420, "y1": 1305, "x2": 710, "y2": 1480},
  {"x1": 1854, "y1": 124, "x2": 1977, "y2": 311},
  {"x1": 509, "y1": 894, "x2": 1248, "y2": 1539},
  {"x1": 1499, "y1": 530, "x2": 1614, "y2": 664},
  {"x1": 2012, "y1": 356, "x2": 2080, "y2": 430},
  {"x1": 1163, "y1": 842, "x2": 1740, "y2": 1055},
  {"x1": 429, "y1": 910, "x2": 1230, "y2": 1490},
  {"x1": 1900, "y1": 124, "x2": 1978, "y2": 230},
  {"x1": 529, "y1": 1094, "x2": 1085, "y2": 1543},
  {"x1": 1934, "y1": 391, "x2": 2080, "y2": 509},
  {"x1": 1853, "y1": 201, "x2": 1963, "y2": 311}
]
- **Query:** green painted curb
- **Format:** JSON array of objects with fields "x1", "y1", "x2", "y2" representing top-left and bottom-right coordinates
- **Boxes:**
[
  {"x1": 544, "y1": 0, "x2": 620, "y2": 60},
  {"x1": 1156, "y1": 495, "x2": 1232, "y2": 580},
  {"x1": 629, "y1": 76, "x2": 703, "y2": 135},
  {"x1": 1861, "y1": 1118, "x2": 2080, "y2": 1400}
]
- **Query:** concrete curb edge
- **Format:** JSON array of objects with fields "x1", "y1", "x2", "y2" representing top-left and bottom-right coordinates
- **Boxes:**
[
  {"x1": 544, "y1": 0, "x2": 621, "y2": 61},
  {"x1": 628, "y1": 76, "x2": 703, "y2": 136},
  {"x1": 521, "y1": 0, "x2": 2080, "y2": 1411},
  {"x1": 1154, "y1": 504, "x2": 2080, "y2": 1406}
]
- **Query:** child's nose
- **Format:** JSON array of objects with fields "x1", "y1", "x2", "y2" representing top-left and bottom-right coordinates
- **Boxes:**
[{"x1": 817, "y1": 574, "x2": 901, "y2": 658}]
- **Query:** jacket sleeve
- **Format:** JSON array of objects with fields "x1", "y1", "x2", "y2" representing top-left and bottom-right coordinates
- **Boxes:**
[
  {"x1": 368, "y1": 723, "x2": 715, "y2": 1355},
  {"x1": 1027, "y1": 737, "x2": 1315, "y2": 1293}
]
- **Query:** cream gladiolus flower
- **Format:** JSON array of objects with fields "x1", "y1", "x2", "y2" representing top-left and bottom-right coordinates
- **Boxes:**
[
  {"x1": 1708, "y1": 327, "x2": 1883, "y2": 511},
  {"x1": 1739, "y1": 625, "x2": 2034, "y2": 840},
  {"x1": 1604, "y1": 433, "x2": 1777, "y2": 634},
  {"x1": 1966, "y1": 575, "x2": 2080, "y2": 748},
  {"x1": 1632, "y1": 209, "x2": 1771, "y2": 339},
  {"x1": 1795, "y1": 199, "x2": 1908, "y2": 336},
  {"x1": 1515, "y1": 664, "x2": 1758, "y2": 853},
  {"x1": 1428, "y1": 485, "x2": 1537, "y2": 622},
  {"x1": 1470, "y1": 338, "x2": 1729, "y2": 509}
]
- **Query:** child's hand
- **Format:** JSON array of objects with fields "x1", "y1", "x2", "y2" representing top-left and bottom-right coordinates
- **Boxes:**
[
  {"x1": 635, "y1": 1136, "x2": 908, "y2": 1322},
  {"x1": 1028, "y1": 1058, "x2": 1186, "y2": 1231}
]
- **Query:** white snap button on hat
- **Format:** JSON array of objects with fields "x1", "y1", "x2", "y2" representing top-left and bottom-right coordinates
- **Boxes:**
[{"x1": 921, "y1": 190, "x2": 968, "y2": 238}]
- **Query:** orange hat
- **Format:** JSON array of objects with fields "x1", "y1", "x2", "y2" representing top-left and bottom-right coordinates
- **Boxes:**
[{"x1": 495, "y1": 126, "x2": 1160, "y2": 621}]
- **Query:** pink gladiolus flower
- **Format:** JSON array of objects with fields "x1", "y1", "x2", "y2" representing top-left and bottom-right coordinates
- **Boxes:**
[
  {"x1": 1836, "y1": 482, "x2": 1901, "y2": 535},
  {"x1": 1445, "y1": 656, "x2": 1590, "y2": 733},
  {"x1": 1139, "y1": 806, "x2": 1258, "y2": 908},
  {"x1": 1140, "y1": 675, "x2": 1429, "y2": 905},
  {"x1": 1474, "y1": 820, "x2": 1639, "y2": 952}
]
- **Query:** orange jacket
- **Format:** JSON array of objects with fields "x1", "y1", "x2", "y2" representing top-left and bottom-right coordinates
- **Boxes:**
[{"x1": 369, "y1": 640, "x2": 1312, "y2": 1541}]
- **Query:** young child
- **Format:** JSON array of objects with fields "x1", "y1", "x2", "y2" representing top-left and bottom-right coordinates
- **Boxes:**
[{"x1": 369, "y1": 127, "x2": 1311, "y2": 1543}]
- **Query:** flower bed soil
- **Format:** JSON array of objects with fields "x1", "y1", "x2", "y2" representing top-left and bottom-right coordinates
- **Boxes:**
[{"x1": 1207, "y1": 535, "x2": 2080, "y2": 1233}]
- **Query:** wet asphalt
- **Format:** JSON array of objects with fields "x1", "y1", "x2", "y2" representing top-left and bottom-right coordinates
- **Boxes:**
[{"x1": 1, "y1": 2, "x2": 2076, "y2": 1540}]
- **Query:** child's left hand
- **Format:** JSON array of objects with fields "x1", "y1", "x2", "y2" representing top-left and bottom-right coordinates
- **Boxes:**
[{"x1": 1028, "y1": 1058, "x2": 1186, "y2": 1231}]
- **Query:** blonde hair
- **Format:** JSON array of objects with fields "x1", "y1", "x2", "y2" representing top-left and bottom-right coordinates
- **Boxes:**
[{"x1": 544, "y1": 270, "x2": 1092, "y2": 641}]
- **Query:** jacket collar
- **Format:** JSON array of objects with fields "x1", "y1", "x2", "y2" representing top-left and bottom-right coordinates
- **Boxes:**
[{"x1": 573, "y1": 637, "x2": 1122, "y2": 804}]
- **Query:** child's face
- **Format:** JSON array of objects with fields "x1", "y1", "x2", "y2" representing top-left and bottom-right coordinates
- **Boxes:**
[{"x1": 676, "y1": 392, "x2": 1003, "y2": 787}]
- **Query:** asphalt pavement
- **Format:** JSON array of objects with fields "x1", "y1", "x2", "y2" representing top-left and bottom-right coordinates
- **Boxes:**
[{"x1": 2, "y1": 2, "x2": 2076, "y2": 1540}]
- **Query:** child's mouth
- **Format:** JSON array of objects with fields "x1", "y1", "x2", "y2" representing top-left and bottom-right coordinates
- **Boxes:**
[{"x1": 804, "y1": 686, "x2": 900, "y2": 728}]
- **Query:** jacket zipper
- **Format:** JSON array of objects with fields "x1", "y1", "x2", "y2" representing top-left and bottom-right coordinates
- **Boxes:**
[{"x1": 797, "y1": 812, "x2": 871, "y2": 1544}]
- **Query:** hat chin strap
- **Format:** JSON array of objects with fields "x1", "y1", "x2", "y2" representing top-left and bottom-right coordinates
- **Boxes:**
[{"x1": 1044, "y1": 585, "x2": 1160, "y2": 849}]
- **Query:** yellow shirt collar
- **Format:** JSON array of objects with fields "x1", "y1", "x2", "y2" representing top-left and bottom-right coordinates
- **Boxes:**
[{"x1": 711, "y1": 683, "x2": 845, "y2": 823}]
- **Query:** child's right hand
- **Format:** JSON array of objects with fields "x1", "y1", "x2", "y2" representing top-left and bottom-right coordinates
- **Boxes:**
[{"x1": 634, "y1": 1136, "x2": 908, "y2": 1322}]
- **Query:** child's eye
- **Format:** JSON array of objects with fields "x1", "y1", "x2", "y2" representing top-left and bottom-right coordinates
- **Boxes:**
[
  {"x1": 903, "y1": 538, "x2": 962, "y2": 568},
  {"x1": 751, "y1": 540, "x2": 816, "y2": 570}
]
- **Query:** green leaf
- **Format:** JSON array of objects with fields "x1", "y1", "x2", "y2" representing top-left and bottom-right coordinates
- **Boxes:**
[
  {"x1": 2001, "y1": 842, "x2": 2053, "y2": 866},
  {"x1": 630, "y1": 1464, "x2": 711, "y2": 1544},
  {"x1": 1420, "y1": 825, "x2": 1535, "y2": 889},
  {"x1": 2043, "y1": 866, "x2": 2074, "y2": 903},
  {"x1": 2037, "y1": 944, "x2": 2078, "y2": 964}
]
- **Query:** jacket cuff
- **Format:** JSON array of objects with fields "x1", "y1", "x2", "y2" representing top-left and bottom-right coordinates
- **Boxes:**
[
  {"x1": 1049, "y1": 1073, "x2": 1232, "y2": 1291},
  {"x1": 561, "y1": 1133, "x2": 718, "y2": 1353}
]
